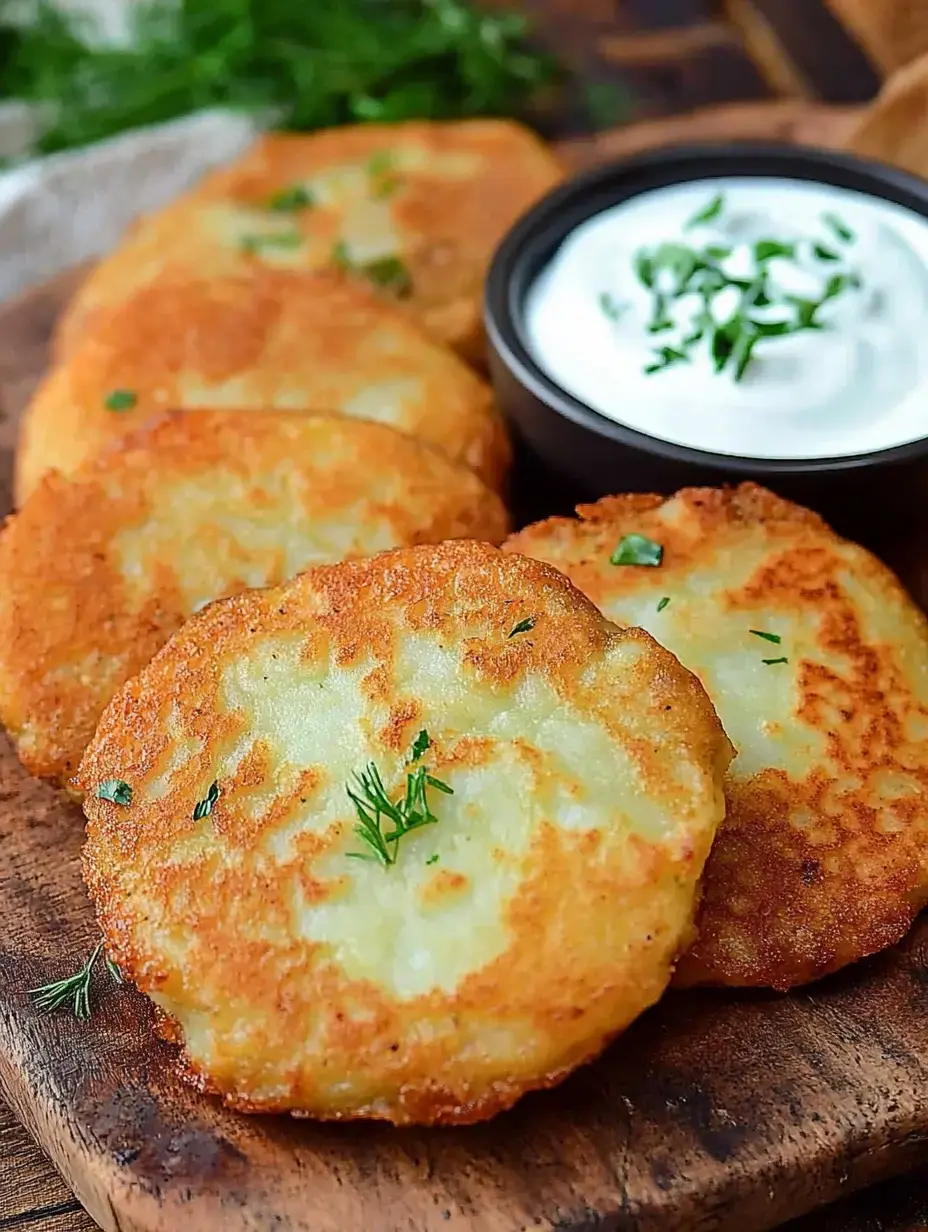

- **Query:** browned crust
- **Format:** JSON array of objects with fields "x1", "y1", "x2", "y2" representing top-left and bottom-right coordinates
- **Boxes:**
[
  {"x1": 505, "y1": 483, "x2": 928, "y2": 990},
  {"x1": 77, "y1": 542, "x2": 730, "y2": 1123},
  {"x1": 0, "y1": 411, "x2": 508, "y2": 782},
  {"x1": 55, "y1": 119, "x2": 565, "y2": 365},
  {"x1": 16, "y1": 265, "x2": 511, "y2": 504}
]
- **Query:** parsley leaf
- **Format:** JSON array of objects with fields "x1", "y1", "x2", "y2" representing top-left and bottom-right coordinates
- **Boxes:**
[
  {"x1": 822, "y1": 212, "x2": 855, "y2": 243},
  {"x1": 104, "y1": 389, "x2": 136, "y2": 412},
  {"x1": 193, "y1": 781, "x2": 220, "y2": 821},
  {"x1": 750, "y1": 630, "x2": 782, "y2": 644},
  {"x1": 96, "y1": 778, "x2": 132, "y2": 806},
  {"x1": 611, "y1": 534, "x2": 663, "y2": 567},
  {"x1": 268, "y1": 184, "x2": 314, "y2": 212},
  {"x1": 508, "y1": 616, "x2": 536, "y2": 638},
  {"x1": 685, "y1": 192, "x2": 725, "y2": 230}
]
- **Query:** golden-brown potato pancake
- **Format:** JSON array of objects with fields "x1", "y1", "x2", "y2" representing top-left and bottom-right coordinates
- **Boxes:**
[
  {"x1": 17, "y1": 266, "x2": 509, "y2": 504},
  {"x1": 505, "y1": 484, "x2": 928, "y2": 990},
  {"x1": 77, "y1": 541, "x2": 731, "y2": 1124},
  {"x1": 56, "y1": 120, "x2": 564, "y2": 364},
  {"x1": 0, "y1": 412, "x2": 508, "y2": 784}
]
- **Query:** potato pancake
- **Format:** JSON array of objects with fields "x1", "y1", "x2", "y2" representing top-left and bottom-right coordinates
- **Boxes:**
[
  {"x1": 0, "y1": 412, "x2": 508, "y2": 784},
  {"x1": 16, "y1": 267, "x2": 508, "y2": 504},
  {"x1": 505, "y1": 484, "x2": 928, "y2": 990},
  {"x1": 55, "y1": 120, "x2": 564, "y2": 365},
  {"x1": 77, "y1": 542, "x2": 731, "y2": 1124}
]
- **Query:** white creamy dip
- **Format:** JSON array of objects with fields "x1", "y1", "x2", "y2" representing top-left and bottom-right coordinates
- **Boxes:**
[{"x1": 524, "y1": 177, "x2": 928, "y2": 459}]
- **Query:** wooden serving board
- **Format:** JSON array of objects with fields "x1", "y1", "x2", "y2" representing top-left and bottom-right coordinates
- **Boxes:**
[
  {"x1": 4, "y1": 88, "x2": 928, "y2": 1226},
  {"x1": 2, "y1": 254, "x2": 928, "y2": 1232}
]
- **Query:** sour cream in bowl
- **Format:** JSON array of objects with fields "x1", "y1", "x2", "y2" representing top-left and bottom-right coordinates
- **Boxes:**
[{"x1": 485, "y1": 144, "x2": 928, "y2": 534}]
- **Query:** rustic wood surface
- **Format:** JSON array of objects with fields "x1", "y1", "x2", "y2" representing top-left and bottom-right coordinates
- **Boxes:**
[{"x1": 2, "y1": 2, "x2": 927, "y2": 1229}]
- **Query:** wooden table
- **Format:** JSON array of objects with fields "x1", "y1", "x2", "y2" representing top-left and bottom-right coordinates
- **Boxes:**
[{"x1": 3, "y1": 1, "x2": 928, "y2": 1229}]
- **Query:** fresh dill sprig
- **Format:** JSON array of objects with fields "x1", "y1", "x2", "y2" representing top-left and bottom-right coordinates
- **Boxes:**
[
  {"x1": 630, "y1": 198, "x2": 864, "y2": 383},
  {"x1": 29, "y1": 943, "x2": 123, "y2": 1019},
  {"x1": 4, "y1": 0, "x2": 554, "y2": 157},
  {"x1": 347, "y1": 734, "x2": 453, "y2": 868}
]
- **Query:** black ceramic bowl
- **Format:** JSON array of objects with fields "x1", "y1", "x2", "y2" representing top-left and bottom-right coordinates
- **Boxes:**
[{"x1": 485, "y1": 142, "x2": 928, "y2": 537}]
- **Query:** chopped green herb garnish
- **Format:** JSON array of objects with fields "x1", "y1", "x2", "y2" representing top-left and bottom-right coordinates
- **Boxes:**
[
  {"x1": 408, "y1": 729, "x2": 431, "y2": 763},
  {"x1": 268, "y1": 184, "x2": 314, "y2": 212},
  {"x1": 644, "y1": 345, "x2": 689, "y2": 375},
  {"x1": 812, "y1": 243, "x2": 839, "y2": 262},
  {"x1": 647, "y1": 293, "x2": 674, "y2": 334},
  {"x1": 332, "y1": 243, "x2": 412, "y2": 297},
  {"x1": 599, "y1": 291, "x2": 626, "y2": 323},
  {"x1": 241, "y1": 231, "x2": 302, "y2": 254},
  {"x1": 611, "y1": 534, "x2": 663, "y2": 567},
  {"x1": 685, "y1": 192, "x2": 724, "y2": 230},
  {"x1": 633, "y1": 210, "x2": 863, "y2": 383},
  {"x1": 347, "y1": 760, "x2": 453, "y2": 868},
  {"x1": 750, "y1": 630, "x2": 782, "y2": 644},
  {"x1": 104, "y1": 389, "x2": 136, "y2": 412},
  {"x1": 755, "y1": 239, "x2": 795, "y2": 263},
  {"x1": 426, "y1": 854, "x2": 440, "y2": 866},
  {"x1": 96, "y1": 778, "x2": 132, "y2": 806},
  {"x1": 822, "y1": 212, "x2": 855, "y2": 243},
  {"x1": 29, "y1": 942, "x2": 123, "y2": 1019},
  {"x1": 657, "y1": 596, "x2": 671, "y2": 612},
  {"x1": 634, "y1": 251, "x2": 655, "y2": 290},
  {"x1": 193, "y1": 780, "x2": 220, "y2": 821},
  {"x1": 762, "y1": 657, "x2": 789, "y2": 666},
  {"x1": 105, "y1": 956, "x2": 123, "y2": 984},
  {"x1": 508, "y1": 616, "x2": 536, "y2": 638},
  {"x1": 331, "y1": 239, "x2": 351, "y2": 268},
  {"x1": 363, "y1": 255, "x2": 412, "y2": 296}
]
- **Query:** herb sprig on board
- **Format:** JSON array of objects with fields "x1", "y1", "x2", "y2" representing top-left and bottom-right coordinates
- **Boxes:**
[
  {"x1": 2, "y1": 0, "x2": 555, "y2": 156},
  {"x1": 29, "y1": 942, "x2": 124, "y2": 1019}
]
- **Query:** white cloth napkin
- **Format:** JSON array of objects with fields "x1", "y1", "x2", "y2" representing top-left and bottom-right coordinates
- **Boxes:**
[{"x1": 0, "y1": 108, "x2": 261, "y2": 300}]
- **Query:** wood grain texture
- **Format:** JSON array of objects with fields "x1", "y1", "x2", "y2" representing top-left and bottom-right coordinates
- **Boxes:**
[{"x1": 0, "y1": 1100, "x2": 93, "y2": 1228}]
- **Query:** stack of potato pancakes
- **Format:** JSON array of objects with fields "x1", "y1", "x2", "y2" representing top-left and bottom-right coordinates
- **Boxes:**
[{"x1": 2, "y1": 120, "x2": 927, "y2": 1128}]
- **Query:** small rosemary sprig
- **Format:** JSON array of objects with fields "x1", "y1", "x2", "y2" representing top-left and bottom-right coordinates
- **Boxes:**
[
  {"x1": 347, "y1": 733, "x2": 453, "y2": 868},
  {"x1": 29, "y1": 943, "x2": 123, "y2": 1019}
]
